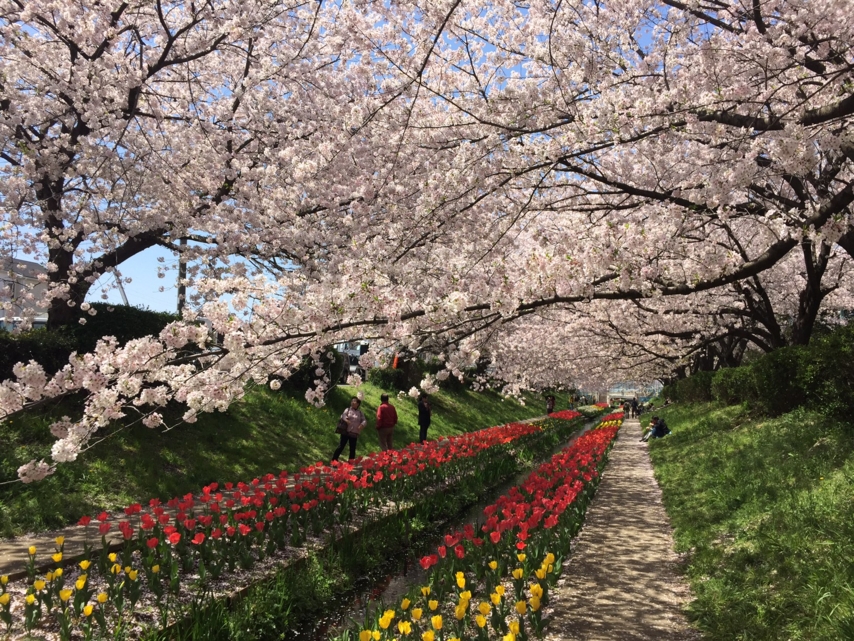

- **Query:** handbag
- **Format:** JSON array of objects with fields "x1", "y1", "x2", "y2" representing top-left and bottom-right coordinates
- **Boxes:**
[{"x1": 335, "y1": 417, "x2": 348, "y2": 434}]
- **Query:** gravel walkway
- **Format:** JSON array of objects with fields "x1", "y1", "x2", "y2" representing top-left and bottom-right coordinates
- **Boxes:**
[{"x1": 545, "y1": 418, "x2": 701, "y2": 641}]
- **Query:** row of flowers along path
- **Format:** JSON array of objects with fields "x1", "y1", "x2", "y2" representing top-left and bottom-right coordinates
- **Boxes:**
[{"x1": 0, "y1": 409, "x2": 602, "y2": 639}]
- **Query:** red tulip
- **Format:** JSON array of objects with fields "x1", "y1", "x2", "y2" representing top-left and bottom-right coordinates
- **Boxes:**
[
  {"x1": 191, "y1": 533, "x2": 205, "y2": 545},
  {"x1": 147, "y1": 537, "x2": 159, "y2": 549},
  {"x1": 78, "y1": 515, "x2": 91, "y2": 526},
  {"x1": 167, "y1": 532, "x2": 181, "y2": 545}
]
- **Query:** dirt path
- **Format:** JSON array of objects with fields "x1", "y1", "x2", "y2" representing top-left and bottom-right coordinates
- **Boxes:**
[{"x1": 545, "y1": 418, "x2": 701, "y2": 641}]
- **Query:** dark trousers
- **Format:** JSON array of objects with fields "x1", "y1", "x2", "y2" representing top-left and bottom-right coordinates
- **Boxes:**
[
  {"x1": 419, "y1": 422, "x2": 429, "y2": 443},
  {"x1": 332, "y1": 433, "x2": 358, "y2": 461}
]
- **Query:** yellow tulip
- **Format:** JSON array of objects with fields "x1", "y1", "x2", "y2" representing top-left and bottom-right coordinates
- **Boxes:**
[
  {"x1": 488, "y1": 560, "x2": 498, "y2": 571},
  {"x1": 515, "y1": 600, "x2": 527, "y2": 615},
  {"x1": 54, "y1": 568, "x2": 63, "y2": 578},
  {"x1": 517, "y1": 553, "x2": 526, "y2": 562},
  {"x1": 83, "y1": 604, "x2": 95, "y2": 617},
  {"x1": 449, "y1": 638, "x2": 461, "y2": 641},
  {"x1": 111, "y1": 563, "x2": 121, "y2": 575},
  {"x1": 372, "y1": 632, "x2": 381, "y2": 641},
  {"x1": 128, "y1": 569, "x2": 139, "y2": 581},
  {"x1": 503, "y1": 634, "x2": 516, "y2": 641},
  {"x1": 428, "y1": 599, "x2": 438, "y2": 611},
  {"x1": 548, "y1": 564, "x2": 554, "y2": 573},
  {"x1": 97, "y1": 592, "x2": 108, "y2": 604},
  {"x1": 544, "y1": 553, "x2": 555, "y2": 565},
  {"x1": 108, "y1": 553, "x2": 117, "y2": 563},
  {"x1": 45, "y1": 572, "x2": 54, "y2": 582},
  {"x1": 476, "y1": 614, "x2": 487, "y2": 628},
  {"x1": 34, "y1": 580, "x2": 46, "y2": 591},
  {"x1": 456, "y1": 574, "x2": 466, "y2": 589},
  {"x1": 59, "y1": 589, "x2": 73, "y2": 602},
  {"x1": 431, "y1": 614, "x2": 442, "y2": 630},
  {"x1": 420, "y1": 586, "x2": 430, "y2": 597},
  {"x1": 459, "y1": 590, "x2": 471, "y2": 602},
  {"x1": 360, "y1": 631, "x2": 373, "y2": 641},
  {"x1": 454, "y1": 603, "x2": 467, "y2": 620},
  {"x1": 76, "y1": 575, "x2": 87, "y2": 590},
  {"x1": 530, "y1": 595, "x2": 541, "y2": 612},
  {"x1": 79, "y1": 560, "x2": 91, "y2": 571},
  {"x1": 379, "y1": 615, "x2": 392, "y2": 630},
  {"x1": 151, "y1": 565, "x2": 160, "y2": 574},
  {"x1": 535, "y1": 568, "x2": 546, "y2": 580},
  {"x1": 509, "y1": 620, "x2": 520, "y2": 635},
  {"x1": 411, "y1": 608, "x2": 423, "y2": 621},
  {"x1": 397, "y1": 620, "x2": 412, "y2": 635},
  {"x1": 25, "y1": 594, "x2": 36, "y2": 606},
  {"x1": 124, "y1": 566, "x2": 132, "y2": 574},
  {"x1": 28, "y1": 546, "x2": 36, "y2": 556},
  {"x1": 0, "y1": 575, "x2": 7, "y2": 585},
  {"x1": 495, "y1": 585, "x2": 506, "y2": 596},
  {"x1": 512, "y1": 568, "x2": 524, "y2": 580},
  {"x1": 490, "y1": 592, "x2": 501, "y2": 606},
  {"x1": 478, "y1": 601, "x2": 491, "y2": 616},
  {"x1": 530, "y1": 583, "x2": 543, "y2": 598},
  {"x1": 401, "y1": 598, "x2": 411, "y2": 610},
  {"x1": 422, "y1": 632, "x2": 435, "y2": 641},
  {"x1": 0, "y1": 593, "x2": 10, "y2": 606},
  {"x1": 55, "y1": 536, "x2": 65, "y2": 547}
]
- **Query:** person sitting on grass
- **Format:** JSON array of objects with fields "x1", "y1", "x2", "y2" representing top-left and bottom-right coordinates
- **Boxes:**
[{"x1": 640, "y1": 416, "x2": 670, "y2": 442}]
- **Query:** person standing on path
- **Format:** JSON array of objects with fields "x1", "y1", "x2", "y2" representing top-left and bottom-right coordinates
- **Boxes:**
[
  {"x1": 631, "y1": 396, "x2": 639, "y2": 418},
  {"x1": 332, "y1": 397, "x2": 367, "y2": 461},
  {"x1": 376, "y1": 393, "x2": 398, "y2": 451},
  {"x1": 417, "y1": 392, "x2": 432, "y2": 443},
  {"x1": 546, "y1": 394, "x2": 556, "y2": 414}
]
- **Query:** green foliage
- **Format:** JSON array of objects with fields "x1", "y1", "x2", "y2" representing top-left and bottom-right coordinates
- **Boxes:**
[
  {"x1": 366, "y1": 366, "x2": 408, "y2": 391},
  {"x1": 72, "y1": 302, "x2": 179, "y2": 353},
  {"x1": 0, "y1": 303, "x2": 178, "y2": 380},
  {"x1": 650, "y1": 402, "x2": 854, "y2": 640},
  {"x1": 665, "y1": 370, "x2": 714, "y2": 403},
  {"x1": 707, "y1": 323, "x2": 854, "y2": 419},
  {"x1": 710, "y1": 366, "x2": 756, "y2": 405}
]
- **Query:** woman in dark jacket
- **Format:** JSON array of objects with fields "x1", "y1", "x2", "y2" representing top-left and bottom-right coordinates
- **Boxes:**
[{"x1": 417, "y1": 393, "x2": 432, "y2": 443}]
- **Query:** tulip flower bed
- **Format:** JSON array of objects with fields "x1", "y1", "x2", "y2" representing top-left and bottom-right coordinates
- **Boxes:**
[
  {"x1": 338, "y1": 413, "x2": 623, "y2": 641},
  {"x1": 0, "y1": 413, "x2": 588, "y2": 640}
]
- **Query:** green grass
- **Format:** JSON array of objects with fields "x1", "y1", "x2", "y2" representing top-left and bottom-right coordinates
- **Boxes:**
[
  {"x1": 650, "y1": 402, "x2": 854, "y2": 640},
  {"x1": 0, "y1": 382, "x2": 566, "y2": 537}
]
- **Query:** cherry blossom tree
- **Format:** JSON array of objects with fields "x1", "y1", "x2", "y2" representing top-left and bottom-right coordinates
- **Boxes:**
[{"x1": 2, "y1": 0, "x2": 853, "y2": 482}]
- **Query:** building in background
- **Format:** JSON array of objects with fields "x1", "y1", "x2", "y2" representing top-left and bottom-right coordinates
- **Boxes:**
[{"x1": 0, "y1": 257, "x2": 48, "y2": 330}]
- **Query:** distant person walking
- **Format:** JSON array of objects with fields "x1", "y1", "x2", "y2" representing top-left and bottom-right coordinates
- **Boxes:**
[
  {"x1": 417, "y1": 392, "x2": 432, "y2": 443},
  {"x1": 546, "y1": 395, "x2": 556, "y2": 414},
  {"x1": 631, "y1": 397, "x2": 639, "y2": 418},
  {"x1": 376, "y1": 393, "x2": 398, "y2": 451},
  {"x1": 332, "y1": 397, "x2": 367, "y2": 461}
]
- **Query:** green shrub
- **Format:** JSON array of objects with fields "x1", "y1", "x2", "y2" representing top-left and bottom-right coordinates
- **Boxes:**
[
  {"x1": 0, "y1": 304, "x2": 179, "y2": 382},
  {"x1": 750, "y1": 346, "x2": 807, "y2": 416},
  {"x1": 675, "y1": 370, "x2": 714, "y2": 402},
  {"x1": 71, "y1": 303, "x2": 179, "y2": 353},
  {"x1": 796, "y1": 323, "x2": 854, "y2": 419},
  {"x1": 366, "y1": 366, "x2": 408, "y2": 391},
  {"x1": 711, "y1": 366, "x2": 756, "y2": 405}
]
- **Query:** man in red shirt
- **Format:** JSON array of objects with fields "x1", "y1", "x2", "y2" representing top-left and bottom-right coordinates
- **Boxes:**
[{"x1": 376, "y1": 393, "x2": 398, "y2": 451}]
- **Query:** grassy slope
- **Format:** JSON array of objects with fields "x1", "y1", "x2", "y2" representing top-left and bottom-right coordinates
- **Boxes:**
[
  {"x1": 650, "y1": 402, "x2": 854, "y2": 640},
  {"x1": 0, "y1": 382, "x2": 566, "y2": 537}
]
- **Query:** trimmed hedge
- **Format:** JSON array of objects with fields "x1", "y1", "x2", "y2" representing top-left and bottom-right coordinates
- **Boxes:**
[
  {"x1": 663, "y1": 322, "x2": 854, "y2": 419},
  {"x1": 0, "y1": 303, "x2": 179, "y2": 381}
]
